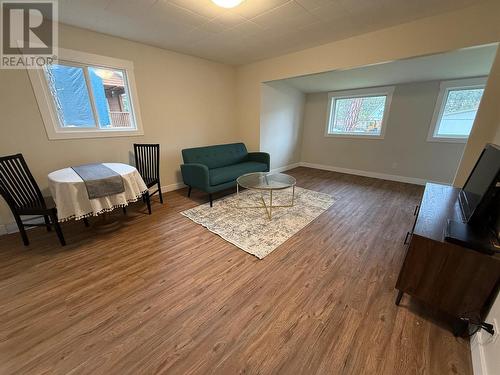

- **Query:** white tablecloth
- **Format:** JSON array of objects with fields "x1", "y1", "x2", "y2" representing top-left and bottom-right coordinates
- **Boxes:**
[{"x1": 48, "y1": 163, "x2": 148, "y2": 222}]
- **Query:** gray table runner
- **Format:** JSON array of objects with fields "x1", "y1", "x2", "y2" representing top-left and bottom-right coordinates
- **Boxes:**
[{"x1": 72, "y1": 163, "x2": 125, "y2": 199}]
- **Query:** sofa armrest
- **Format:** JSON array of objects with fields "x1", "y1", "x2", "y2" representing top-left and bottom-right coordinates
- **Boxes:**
[
  {"x1": 180, "y1": 163, "x2": 210, "y2": 190},
  {"x1": 248, "y1": 152, "x2": 270, "y2": 171}
]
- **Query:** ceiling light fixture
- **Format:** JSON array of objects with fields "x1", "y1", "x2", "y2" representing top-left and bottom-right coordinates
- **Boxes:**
[{"x1": 211, "y1": 0, "x2": 244, "y2": 9}]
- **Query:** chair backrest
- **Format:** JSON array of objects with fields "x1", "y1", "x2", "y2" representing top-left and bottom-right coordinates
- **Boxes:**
[
  {"x1": 134, "y1": 144, "x2": 160, "y2": 181},
  {"x1": 181, "y1": 143, "x2": 248, "y2": 169},
  {"x1": 0, "y1": 154, "x2": 45, "y2": 211}
]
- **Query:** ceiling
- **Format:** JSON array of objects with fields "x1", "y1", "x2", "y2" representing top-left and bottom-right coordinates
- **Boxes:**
[
  {"x1": 59, "y1": 0, "x2": 486, "y2": 65},
  {"x1": 276, "y1": 44, "x2": 498, "y2": 93}
]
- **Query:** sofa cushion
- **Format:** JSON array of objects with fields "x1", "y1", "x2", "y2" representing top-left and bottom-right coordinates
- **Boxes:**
[
  {"x1": 209, "y1": 162, "x2": 268, "y2": 186},
  {"x1": 182, "y1": 143, "x2": 248, "y2": 169}
]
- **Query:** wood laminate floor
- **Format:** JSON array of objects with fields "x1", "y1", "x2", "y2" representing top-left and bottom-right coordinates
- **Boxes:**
[{"x1": 0, "y1": 167, "x2": 472, "y2": 374}]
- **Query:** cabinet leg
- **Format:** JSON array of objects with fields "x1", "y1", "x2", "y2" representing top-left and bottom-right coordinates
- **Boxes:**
[
  {"x1": 452, "y1": 318, "x2": 469, "y2": 337},
  {"x1": 404, "y1": 231, "x2": 410, "y2": 245},
  {"x1": 395, "y1": 290, "x2": 404, "y2": 306}
]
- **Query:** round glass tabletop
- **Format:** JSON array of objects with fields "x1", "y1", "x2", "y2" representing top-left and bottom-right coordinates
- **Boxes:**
[{"x1": 236, "y1": 172, "x2": 296, "y2": 190}]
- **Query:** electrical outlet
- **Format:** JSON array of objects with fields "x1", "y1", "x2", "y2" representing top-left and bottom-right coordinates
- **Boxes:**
[
  {"x1": 476, "y1": 318, "x2": 499, "y2": 346},
  {"x1": 492, "y1": 318, "x2": 499, "y2": 344}
]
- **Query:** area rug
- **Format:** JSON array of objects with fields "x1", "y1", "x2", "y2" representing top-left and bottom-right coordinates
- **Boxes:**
[{"x1": 181, "y1": 187, "x2": 335, "y2": 259}]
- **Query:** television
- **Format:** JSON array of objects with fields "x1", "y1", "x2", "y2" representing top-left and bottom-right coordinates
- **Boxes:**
[
  {"x1": 445, "y1": 143, "x2": 500, "y2": 254},
  {"x1": 460, "y1": 143, "x2": 500, "y2": 225}
]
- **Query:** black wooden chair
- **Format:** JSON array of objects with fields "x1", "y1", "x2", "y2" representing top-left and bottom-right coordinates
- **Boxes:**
[
  {"x1": 0, "y1": 154, "x2": 88, "y2": 246},
  {"x1": 134, "y1": 144, "x2": 162, "y2": 212}
]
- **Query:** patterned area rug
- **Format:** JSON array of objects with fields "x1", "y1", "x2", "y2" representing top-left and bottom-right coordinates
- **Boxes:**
[{"x1": 181, "y1": 187, "x2": 335, "y2": 259}]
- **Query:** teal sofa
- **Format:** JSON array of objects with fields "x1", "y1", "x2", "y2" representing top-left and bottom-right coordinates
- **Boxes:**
[{"x1": 181, "y1": 143, "x2": 270, "y2": 206}]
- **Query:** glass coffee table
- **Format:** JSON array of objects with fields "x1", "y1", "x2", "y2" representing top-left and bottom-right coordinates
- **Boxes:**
[{"x1": 236, "y1": 172, "x2": 296, "y2": 220}]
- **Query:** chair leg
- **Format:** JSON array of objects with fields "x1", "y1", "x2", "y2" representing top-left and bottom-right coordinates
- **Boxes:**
[
  {"x1": 14, "y1": 215, "x2": 29, "y2": 246},
  {"x1": 51, "y1": 213, "x2": 66, "y2": 246},
  {"x1": 83, "y1": 218, "x2": 90, "y2": 227},
  {"x1": 209, "y1": 194, "x2": 213, "y2": 207},
  {"x1": 44, "y1": 215, "x2": 52, "y2": 232},
  {"x1": 187, "y1": 186, "x2": 192, "y2": 197},
  {"x1": 145, "y1": 192, "x2": 152, "y2": 214},
  {"x1": 158, "y1": 183, "x2": 164, "y2": 204}
]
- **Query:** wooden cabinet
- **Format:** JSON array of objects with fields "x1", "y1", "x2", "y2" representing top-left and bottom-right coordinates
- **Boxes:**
[{"x1": 395, "y1": 183, "x2": 500, "y2": 320}]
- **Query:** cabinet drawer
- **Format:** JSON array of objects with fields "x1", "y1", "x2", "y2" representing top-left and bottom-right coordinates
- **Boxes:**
[{"x1": 396, "y1": 235, "x2": 500, "y2": 318}]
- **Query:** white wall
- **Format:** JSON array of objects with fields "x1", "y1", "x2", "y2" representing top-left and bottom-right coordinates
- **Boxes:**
[
  {"x1": 260, "y1": 82, "x2": 304, "y2": 170},
  {"x1": 236, "y1": 0, "x2": 500, "y2": 187},
  {"x1": 471, "y1": 293, "x2": 500, "y2": 375},
  {"x1": 0, "y1": 24, "x2": 238, "y2": 227},
  {"x1": 300, "y1": 81, "x2": 467, "y2": 184}
]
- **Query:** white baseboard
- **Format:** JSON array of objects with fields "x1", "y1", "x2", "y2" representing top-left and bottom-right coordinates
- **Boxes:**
[
  {"x1": 299, "y1": 162, "x2": 446, "y2": 186},
  {"x1": 160, "y1": 164, "x2": 301, "y2": 194},
  {"x1": 0, "y1": 216, "x2": 45, "y2": 235},
  {"x1": 471, "y1": 333, "x2": 488, "y2": 375},
  {"x1": 0, "y1": 184, "x2": 187, "y2": 238},
  {"x1": 270, "y1": 162, "x2": 301, "y2": 174},
  {"x1": 160, "y1": 182, "x2": 186, "y2": 193},
  {"x1": 4, "y1": 223, "x2": 22, "y2": 234},
  {"x1": 0, "y1": 164, "x2": 443, "y2": 237}
]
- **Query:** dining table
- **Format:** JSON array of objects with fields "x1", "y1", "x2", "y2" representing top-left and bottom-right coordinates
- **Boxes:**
[{"x1": 48, "y1": 163, "x2": 148, "y2": 222}]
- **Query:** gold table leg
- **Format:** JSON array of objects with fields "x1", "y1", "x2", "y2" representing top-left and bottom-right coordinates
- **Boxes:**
[
  {"x1": 237, "y1": 184, "x2": 295, "y2": 220},
  {"x1": 259, "y1": 190, "x2": 273, "y2": 219}
]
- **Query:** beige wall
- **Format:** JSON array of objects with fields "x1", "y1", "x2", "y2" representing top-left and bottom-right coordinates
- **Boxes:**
[
  {"x1": 455, "y1": 47, "x2": 500, "y2": 186},
  {"x1": 260, "y1": 82, "x2": 304, "y2": 170},
  {"x1": 2, "y1": 1, "x2": 500, "y2": 227},
  {"x1": 301, "y1": 81, "x2": 466, "y2": 183},
  {"x1": 495, "y1": 125, "x2": 500, "y2": 144},
  {"x1": 0, "y1": 24, "x2": 238, "y2": 226},
  {"x1": 236, "y1": 0, "x2": 500, "y2": 186}
]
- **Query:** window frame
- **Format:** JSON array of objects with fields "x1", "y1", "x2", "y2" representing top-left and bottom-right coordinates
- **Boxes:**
[
  {"x1": 427, "y1": 77, "x2": 487, "y2": 143},
  {"x1": 325, "y1": 86, "x2": 394, "y2": 140},
  {"x1": 27, "y1": 48, "x2": 144, "y2": 140}
]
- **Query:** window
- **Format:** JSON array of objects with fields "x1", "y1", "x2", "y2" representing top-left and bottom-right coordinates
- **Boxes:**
[
  {"x1": 28, "y1": 48, "x2": 143, "y2": 139},
  {"x1": 326, "y1": 86, "x2": 394, "y2": 138},
  {"x1": 428, "y1": 77, "x2": 486, "y2": 142}
]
